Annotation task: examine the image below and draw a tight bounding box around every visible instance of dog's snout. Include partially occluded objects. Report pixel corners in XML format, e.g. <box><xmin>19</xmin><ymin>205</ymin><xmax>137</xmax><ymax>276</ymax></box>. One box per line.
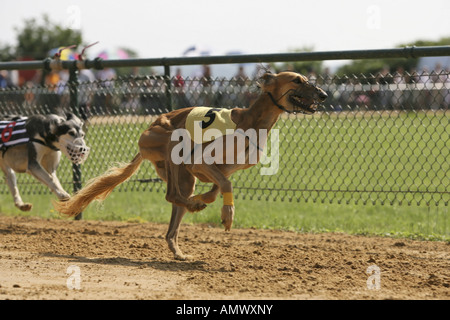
<box><xmin>317</xmin><ymin>89</ymin><xmax>328</xmax><ymax>102</ymax></box>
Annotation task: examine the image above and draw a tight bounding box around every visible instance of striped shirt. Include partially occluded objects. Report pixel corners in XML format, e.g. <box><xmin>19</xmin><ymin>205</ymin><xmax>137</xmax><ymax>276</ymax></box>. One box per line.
<box><xmin>0</xmin><ymin>117</ymin><xmax>29</xmax><ymax>151</ymax></box>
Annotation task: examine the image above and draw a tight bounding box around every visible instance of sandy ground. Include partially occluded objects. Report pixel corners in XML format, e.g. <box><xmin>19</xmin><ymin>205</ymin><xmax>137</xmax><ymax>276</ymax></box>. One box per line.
<box><xmin>0</xmin><ymin>215</ymin><xmax>448</xmax><ymax>300</ymax></box>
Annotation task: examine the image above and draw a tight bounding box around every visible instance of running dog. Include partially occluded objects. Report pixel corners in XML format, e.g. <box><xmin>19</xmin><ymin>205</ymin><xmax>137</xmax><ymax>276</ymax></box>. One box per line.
<box><xmin>54</xmin><ymin>71</ymin><xmax>327</xmax><ymax>260</ymax></box>
<box><xmin>0</xmin><ymin>113</ymin><xmax>90</xmax><ymax>211</ymax></box>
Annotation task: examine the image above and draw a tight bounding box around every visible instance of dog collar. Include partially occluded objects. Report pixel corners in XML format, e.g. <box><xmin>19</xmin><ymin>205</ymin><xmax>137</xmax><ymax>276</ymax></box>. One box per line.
<box><xmin>266</xmin><ymin>92</ymin><xmax>294</xmax><ymax>114</ymax></box>
<box><xmin>30</xmin><ymin>138</ymin><xmax>60</xmax><ymax>151</ymax></box>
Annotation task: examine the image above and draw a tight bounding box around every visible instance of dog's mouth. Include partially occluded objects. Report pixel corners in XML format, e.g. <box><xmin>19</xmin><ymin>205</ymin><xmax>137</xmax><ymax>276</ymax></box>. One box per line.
<box><xmin>288</xmin><ymin>94</ymin><xmax>319</xmax><ymax>115</ymax></box>
<box><xmin>66</xmin><ymin>143</ymin><xmax>90</xmax><ymax>165</ymax></box>
<box><xmin>60</xmin><ymin>138</ymin><xmax>90</xmax><ymax>165</ymax></box>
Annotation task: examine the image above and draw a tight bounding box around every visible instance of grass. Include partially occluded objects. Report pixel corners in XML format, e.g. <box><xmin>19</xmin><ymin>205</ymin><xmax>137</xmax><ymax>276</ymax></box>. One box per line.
<box><xmin>0</xmin><ymin>110</ymin><xmax>448</xmax><ymax>241</ymax></box>
<box><xmin>8</xmin><ymin>110</ymin><xmax>447</xmax><ymax>207</ymax></box>
<box><xmin>0</xmin><ymin>190</ymin><xmax>448</xmax><ymax>241</ymax></box>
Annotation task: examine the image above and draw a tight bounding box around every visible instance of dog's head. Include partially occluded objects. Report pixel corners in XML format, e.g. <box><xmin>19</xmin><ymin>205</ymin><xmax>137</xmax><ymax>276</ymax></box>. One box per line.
<box><xmin>51</xmin><ymin>113</ymin><xmax>90</xmax><ymax>165</ymax></box>
<box><xmin>259</xmin><ymin>71</ymin><xmax>328</xmax><ymax>114</ymax></box>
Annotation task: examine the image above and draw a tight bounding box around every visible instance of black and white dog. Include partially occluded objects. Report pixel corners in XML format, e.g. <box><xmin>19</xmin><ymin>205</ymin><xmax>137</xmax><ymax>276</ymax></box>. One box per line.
<box><xmin>0</xmin><ymin>113</ymin><xmax>90</xmax><ymax>211</ymax></box>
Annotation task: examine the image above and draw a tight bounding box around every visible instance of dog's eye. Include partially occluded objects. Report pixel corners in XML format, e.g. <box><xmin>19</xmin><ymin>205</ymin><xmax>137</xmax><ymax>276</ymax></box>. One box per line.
<box><xmin>292</xmin><ymin>77</ymin><xmax>302</xmax><ymax>84</ymax></box>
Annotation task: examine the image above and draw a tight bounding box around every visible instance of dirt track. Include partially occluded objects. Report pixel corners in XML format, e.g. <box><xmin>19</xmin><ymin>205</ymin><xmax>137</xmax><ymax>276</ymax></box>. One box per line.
<box><xmin>0</xmin><ymin>215</ymin><xmax>448</xmax><ymax>300</ymax></box>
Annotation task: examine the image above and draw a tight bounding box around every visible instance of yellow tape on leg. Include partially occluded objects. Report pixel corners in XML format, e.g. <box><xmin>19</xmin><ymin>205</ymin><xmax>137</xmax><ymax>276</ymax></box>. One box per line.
<box><xmin>222</xmin><ymin>192</ymin><xmax>234</xmax><ymax>206</ymax></box>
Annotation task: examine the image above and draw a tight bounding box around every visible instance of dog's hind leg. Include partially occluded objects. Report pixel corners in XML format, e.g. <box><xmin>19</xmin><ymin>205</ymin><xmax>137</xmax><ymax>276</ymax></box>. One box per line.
<box><xmin>1</xmin><ymin>166</ymin><xmax>32</xmax><ymax>211</ymax></box>
<box><xmin>190</xmin><ymin>184</ymin><xmax>220</xmax><ymax>204</ymax></box>
<box><xmin>165</xmin><ymin>161</ymin><xmax>206</xmax><ymax>212</ymax></box>
<box><xmin>165</xmin><ymin>165</ymin><xmax>197</xmax><ymax>260</ymax></box>
<box><xmin>153</xmin><ymin>161</ymin><xmax>167</xmax><ymax>182</ymax></box>
<box><xmin>166</xmin><ymin>204</ymin><xmax>189</xmax><ymax>260</ymax></box>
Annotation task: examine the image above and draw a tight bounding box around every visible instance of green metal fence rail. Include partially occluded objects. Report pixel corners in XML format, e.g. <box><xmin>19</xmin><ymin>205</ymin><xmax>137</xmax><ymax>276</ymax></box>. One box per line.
<box><xmin>0</xmin><ymin>46</ymin><xmax>449</xmax><ymax>208</ymax></box>
<box><xmin>2</xmin><ymin>45</ymin><xmax>450</xmax><ymax>70</ymax></box>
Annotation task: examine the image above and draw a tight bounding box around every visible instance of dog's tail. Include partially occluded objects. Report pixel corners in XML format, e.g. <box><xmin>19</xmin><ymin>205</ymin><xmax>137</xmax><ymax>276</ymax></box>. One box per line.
<box><xmin>54</xmin><ymin>153</ymin><xmax>143</xmax><ymax>217</ymax></box>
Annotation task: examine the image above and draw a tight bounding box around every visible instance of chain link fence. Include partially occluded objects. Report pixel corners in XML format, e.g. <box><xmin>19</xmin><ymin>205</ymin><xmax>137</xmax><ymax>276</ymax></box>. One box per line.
<box><xmin>0</xmin><ymin>53</ymin><xmax>449</xmax><ymax>207</ymax></box>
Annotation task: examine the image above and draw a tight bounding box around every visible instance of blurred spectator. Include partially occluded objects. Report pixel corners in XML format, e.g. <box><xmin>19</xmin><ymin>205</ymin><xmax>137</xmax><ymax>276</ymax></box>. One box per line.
<box><xmin>418</xmin><ymin>67</ymin><xmax>430</xmax><ymax>83</ymax></box>
<box><xmin>319</xmin><ymin>67</ymin><xmax>333</xmax><ymax>85</ymax></box>
<box><xmin>376</xmin><ymin>66</ymin><xmax>390</xmax><ymax>85</ymax></box>
<box><xmin>431</xmin><ymin>63</ymin><xmax>442</xmax><ymax>83</ymax></box>
<box><xmin>393</xmin><ymin>67</ymin><xmax>405</xmax><ymax>85</ymax></box>
<box><xmin>78</xmin><ymin>69</ymin><xmax>96</xmax><ymax>120</ymax></box>
<box><xmin>234</xmin><ymin>65</ymin><xmax>249</xmax><ymax>86</ymax></box>
<box><xmin>173</xmin><ymin>68</ymin><xmax>185</xmax><ymax>88</ymax></box>
<box><xmin>95</xmin><ymin>68</ymin><xmax>117</xmax><ymax>114</ymax></box>
<box><xmin>232</xmin><ymin>65</ymin><xmax>251</xmax><ymax>107</ymax></box>
<box><xmin>0</xmin><ymin>70</ymin><xmax>13</xmax><ymax>88</ymax></box>
<box><xmin>201</xmin><ymin>65</ymin><xmax>212</xmax><ymax>87</ymax></box>
<box><xmin>444</xmin><ymin>67</ymin><xmax>450</xmax><ymax>108</ymax></box>
<box><xmin>307</xmin><ymin>70</ymin><xmax>318</xmax><ymax>84</ymax></box>
<box><xmin>375</xmin><ymin>66</ymin><xmax>391</xmax><ymax>108</ymax></box>
<box><xmin>392</xmin><ymin>67</ymin><xmax>406</xmax><ymax>108</ymax></box>
<box><xmin>45</xmin><ymin>71</ymin><xmax>60</xmax><ymax>91</ymax></box>
<box><xmin>199</xmin><ymin>65</ymin><xmax>213</xmax><ymax>105</ymax></box>
<box><xmin>173</xmin><ymin>68</ymin><xmax>190</xmax><ymax>109</ymax></box>
<box><xmin>96</xmin><ymin>67</ymin><xmax>117</xmax><ymax>87</ymax></box>
<box><xmin>430</xmin><ymin>63</ymin><xmax>449</xmax><ymax>109</ymax></box>
<box><xmin>56</xmin><ymin>70</ymin><xmax>70</xmax><ymax>111</ymax></box>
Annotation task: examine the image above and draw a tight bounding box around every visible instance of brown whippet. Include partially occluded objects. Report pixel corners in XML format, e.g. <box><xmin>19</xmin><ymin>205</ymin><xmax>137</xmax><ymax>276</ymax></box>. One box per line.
<box><xmin>54</xmin><ymin>71</ymin><xmax>327</xmax><ymax>260</ymax></box>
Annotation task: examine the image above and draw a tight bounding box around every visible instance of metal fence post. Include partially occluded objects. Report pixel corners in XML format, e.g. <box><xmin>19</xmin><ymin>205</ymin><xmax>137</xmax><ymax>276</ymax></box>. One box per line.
<box><xmin>164</xmin><ymin>64</ymin><xmax>173</xmax><ymax>111</ymax></box>
<box><xmin>68</xmin><ymin>63</ymin><xmax>83</xmax><ymax>220</ymax></box>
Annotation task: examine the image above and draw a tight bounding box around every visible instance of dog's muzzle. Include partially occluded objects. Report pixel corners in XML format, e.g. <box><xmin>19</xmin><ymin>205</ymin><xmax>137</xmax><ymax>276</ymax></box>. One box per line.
<box><xmin>289</xmin><ymin>88</ymin><xmax>328</xmax><ymax>115</ymax></box>
<box><xmin>60</xmin><ymin>138</ymin><xmax>90</xmax><ymax>165</ymax></box>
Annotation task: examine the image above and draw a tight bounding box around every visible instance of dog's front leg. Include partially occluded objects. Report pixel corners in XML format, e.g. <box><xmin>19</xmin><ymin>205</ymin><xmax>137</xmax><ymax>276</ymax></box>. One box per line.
<box><xmin>1</xmin><ymin>166</ymin><xmax>32</xmax><ymax>211</ymax></box>
<box><xmin>27</xmin><ymin>160</ymin><xmax>70</xmax><ymax>201</ymax></box>
<box><xmin>191</xmin><ymin>164</ymin><xmax>235</xmax><ymax>231</ymax></box>
<box><xmin>50</xmin><ymin>171</ymin><xmax>71</xmax><ymax>200</ymax></box>
<box><xmin>221</xmin><ymin>193</ymin><xmax>235</xmax><ymax>232</ymax></box>
<box><xmin>190</xmin><ymin>184</ymin><xmax>220</xmax><ymax>204</ymax></box>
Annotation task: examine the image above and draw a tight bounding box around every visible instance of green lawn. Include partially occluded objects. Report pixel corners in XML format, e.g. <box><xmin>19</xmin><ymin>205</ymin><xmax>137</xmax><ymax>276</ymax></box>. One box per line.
<box><xmin>0</xmin><ymin>111</ymin><xmax>448</xmax><ymax>241</ymax></box>
<box><xmin>67</xmin><ymin>111</ymin><xmax>448</xmax><ymax>207</ymax></box>
<box><xmin>0</xmin><ymin>190</ymin><xmax>447</xmax><ymax>241</ymax></box>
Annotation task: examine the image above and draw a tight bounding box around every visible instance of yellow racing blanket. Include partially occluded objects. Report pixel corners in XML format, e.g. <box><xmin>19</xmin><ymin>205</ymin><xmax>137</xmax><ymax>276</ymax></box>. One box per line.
<box><xmin>185</xmin><ymin>107</ymin><xmax>236</xmax><ymax>144</ymax></box>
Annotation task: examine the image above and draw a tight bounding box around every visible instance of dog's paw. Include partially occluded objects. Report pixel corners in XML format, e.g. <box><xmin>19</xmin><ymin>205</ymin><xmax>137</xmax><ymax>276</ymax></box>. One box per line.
<box><xmin>221</xmin><ymin>205</ymin><xmax>235</xmax><ymax>231</ymax></box>
<box><xmin>186</xmin><ymin>198</ymin><xmax>207</xmax><ymax>212</ymax></box>
<box><xmin>17</xmin><ymin>203</ymin><xmax>33</xmax><ymax>211</ymax></box>
<box><xmin>174</xmin><ymin>253</ymin><xmax>193</xmax><ymax>261</ymax></box>
<box><xmin>56</xmin><ymin>192</ymin><xmax>71</xmax><ymax>201</ymax></box>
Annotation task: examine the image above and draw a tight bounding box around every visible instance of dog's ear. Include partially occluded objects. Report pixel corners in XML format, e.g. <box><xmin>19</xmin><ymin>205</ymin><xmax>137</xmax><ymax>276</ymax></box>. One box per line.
<box><xmin>257</xmin><ymin>72</ymin><xmax>276</xmax><ymax>91</ymax></box>
<box><xmin>65</xmin><ymin>112</ymin><xmax>75</xmax><ymax>121</ymax></box>
<box><xmin>64</xmin><ymin>112</ymin><xmax>83</xmax><ymax>125</ymax></box>
<box><xmin>47</xmin><ymin>115</ymin><xmax>65</xmax><ymax>135</ymax></box>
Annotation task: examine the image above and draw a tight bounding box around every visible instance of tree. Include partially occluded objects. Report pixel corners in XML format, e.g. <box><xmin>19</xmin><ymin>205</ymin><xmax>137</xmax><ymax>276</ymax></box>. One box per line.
<box><xmin>0</xmin><ymin>14</ymin><xmax>82</xmax><ymax>61</ymax></box>
<box><xmin>335</xmin><ymin>36</ymin><xmax>450</xmax><ymax>77</ymax></box>
<box><xmin>0</xmin><ymin>43</ymin><xmax>15</xmax><ymax>61</ymax></box>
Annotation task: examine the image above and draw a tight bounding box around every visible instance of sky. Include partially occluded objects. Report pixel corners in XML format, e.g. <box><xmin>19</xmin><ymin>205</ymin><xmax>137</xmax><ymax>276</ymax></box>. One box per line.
<box><xmin>1</xmin><ymin>0</ymin><xmax>449</xmax><ymax>73</ymax></box>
